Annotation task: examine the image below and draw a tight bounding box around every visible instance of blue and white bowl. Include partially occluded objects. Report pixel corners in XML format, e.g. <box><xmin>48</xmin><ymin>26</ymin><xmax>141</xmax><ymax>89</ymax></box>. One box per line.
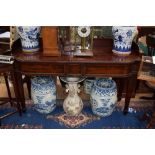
<box><xmin>112</xmin><ymin>26</ymin><xmax>137</xmax><ymax>55</ymax></box>
<box><xmin>17</xmin><ymin>26</ymin><xmax>41</xmax><ymax>52</ymax></box>
<box><xmin>90</xmin><ymin>78</ymin><xmax>117</xmax><ymax>117</ymax></box>
<box><xmin>31</xmin><ymin>76</ymin><xmax>56</xmax><ymax>114</ymax></box>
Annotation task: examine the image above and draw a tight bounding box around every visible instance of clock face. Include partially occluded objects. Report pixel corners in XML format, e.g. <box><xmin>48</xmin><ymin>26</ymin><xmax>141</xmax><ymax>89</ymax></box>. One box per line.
<box><xmin>77</xmin><ymin>26</ymin><xmax>91</xmax><ymax>38</ymax></box>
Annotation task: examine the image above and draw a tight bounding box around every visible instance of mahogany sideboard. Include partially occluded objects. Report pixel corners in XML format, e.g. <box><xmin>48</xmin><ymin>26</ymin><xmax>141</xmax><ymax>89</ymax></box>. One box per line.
<box><xmin>12</xmin><ymin>38</ymin><xmax>142</xmax><ymax>114</ymax></box>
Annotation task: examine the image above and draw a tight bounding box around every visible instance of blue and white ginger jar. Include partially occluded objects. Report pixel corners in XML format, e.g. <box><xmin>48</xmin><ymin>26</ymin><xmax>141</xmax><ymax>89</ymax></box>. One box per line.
<box><xmin>84</xmin><ymin>78</ymin><xmax>95</xmax><ymax>95</ymax></box>
<box><xmin>112</xmin><ymin>26</ymin><xmax>137</xmax><ymax>55</ymax></box>
<box><xmin>31</xmin><ymin>76</ymin><xmax>56</xmax><ymax>114</ymax></box>
<box><xmin>16</xmin><ymin>26</ymin><xmax>41</xmax><ymax>52</ymax></box>
<box><xmin>90</xmin><ymin>78</ymin><xmax>117</xmax><ymax>117</ymax></box>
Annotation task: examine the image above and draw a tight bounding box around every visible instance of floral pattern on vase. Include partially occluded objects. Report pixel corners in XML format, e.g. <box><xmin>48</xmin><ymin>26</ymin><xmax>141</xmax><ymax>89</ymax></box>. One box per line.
<box><xmin>31</xmin><ymin>76</ymin><xmax>56</xmax><ymax>114</ymax></box>
<box><xmin>16</xmin><ymin>26</ymin><xmax>41</xmax><ymax>52</ymax></box>
<box><xmin>112</xmin><ymin>26</ymin><xmax>137</xmax><ymax>55</ymax></box>
<box><xmin>90</xmin><ymin>78</ymin><xmax>117</xmax><ymax>117</ymax></box>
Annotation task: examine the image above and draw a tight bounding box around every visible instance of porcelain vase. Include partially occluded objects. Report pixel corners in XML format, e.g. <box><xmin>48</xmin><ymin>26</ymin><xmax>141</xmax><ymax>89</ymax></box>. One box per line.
<box><xmin>90</xmin><ymin>78</ymin><xmax>117</xmax><ymax>117</ymax></box>
<box><xmin>112</xmin><ymin>26</ymin><xmax>137</xmax><ymax>55</ymax></box>
<box><xmin>84</xmin><ymin>78</ymin><xmax>95</xmax><ymax>95</ymax></box>
<box><xmin>16</xmin><ymin>26</ymin><xmax>41</xmax><ymax>52</ymax></box>
<box><xmin>63</xmin><ymin>83</ymin><xmax>83</xmax><ymax>116</ymax></box>
<box><xmin>31</xmin><ymin>76</ymin><xmax>56</xmax><ymax>114</ymax></box>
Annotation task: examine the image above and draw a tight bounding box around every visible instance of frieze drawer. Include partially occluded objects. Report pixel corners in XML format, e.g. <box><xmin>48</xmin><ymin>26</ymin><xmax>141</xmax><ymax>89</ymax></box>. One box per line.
<box><xmin>84</xmin><ymin>64</ymin><xmax>131</xmax><ymax>76</ymax></box>
<box><xmin>19</xmin><ymin>63</ymin><xmax>65</xmax><ymax>75</ymax></box>
<box><xmin>65</xmin><ymin>64</ymin><xmax>81</xmax><ymax>75</ymax></box>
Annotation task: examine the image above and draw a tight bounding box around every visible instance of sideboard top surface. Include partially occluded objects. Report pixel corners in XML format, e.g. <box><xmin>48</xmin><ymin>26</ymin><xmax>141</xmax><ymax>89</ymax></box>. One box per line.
<box><xmin>12</xmin><ymin>38</ymin><xmax>141</xmax><ymax>64</ymax></box>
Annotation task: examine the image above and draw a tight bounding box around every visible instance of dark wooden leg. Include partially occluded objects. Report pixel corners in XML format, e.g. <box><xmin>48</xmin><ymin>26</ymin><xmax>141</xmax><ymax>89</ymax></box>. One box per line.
<box><xmin>4</xmin><ymin>74</ymin><xmax>13</xmax><ymax>106</ymax></box>
<box><xmin>113</xmin><ymin>78</ymin><xmax>124</xmax><ymax>102</ymax></box>
<box><xmin>135</xmin><ymin>79</ymin><xmax>140</xmax><ymax>93</ymax></box>
<box><xmin>123</xmin><ymin>78</ymin><xmax>131</xmax><ymax>114</ymax></box>
<box><xmin>11</xmin><ymin>71</ymin><xmax>22</xmax><ymax>116</ymax></box>
<box><xmin>15</xmin><ymin>71</ymin><xmax>26</xmax><ymax>112</ymax></box>
<box><xmin>26</xmin><ymin>76</ymin><xmax>31</xmax><ymax>99</ymax></box>
<box><xmin>118</xmin><ymin>78</ymin><xmax>124</xmax><ymax>102</ymax></box>
<box><xmin>123</xmin><ymin>75</ymin><xmax>137</xmax><ymax>115</ymax></box>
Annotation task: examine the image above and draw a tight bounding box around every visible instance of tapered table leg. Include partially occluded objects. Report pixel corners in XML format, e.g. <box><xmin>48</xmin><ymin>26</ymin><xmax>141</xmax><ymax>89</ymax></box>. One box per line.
<box><xmin>11</xmin><ymin>70</ymin><xmax>22</xmax><ymax>116</ymax></box>
<box><xmin>114</xmin><ymin>78</ymin><xmax>124</xmax><ymax>102</ymax></box>
<box><xmin>14</xmin><ymin>71</ymin><xmax>26</xmax><ymax>112</ymax></box>
<box><xmin>4</xmin><ymin>74</ymin><xmax>13</xmax><ymax>106</ymax></box>
<box><xmin>123</xmin><ymin>75</ymin><xmax>137</xmax><ymax>115</ymax></box>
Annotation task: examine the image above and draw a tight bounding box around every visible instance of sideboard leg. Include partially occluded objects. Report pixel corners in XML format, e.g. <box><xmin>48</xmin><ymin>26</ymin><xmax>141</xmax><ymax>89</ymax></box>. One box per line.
<box><xmin>123</xmin><ymin>75</ymin><xmax>137</xmax><ymax>115</ymax></box>
<box><xmin>116</xmin><ymin>78</ymin><xmax>124</xmax><ymax>102</ymax></box>
<box><xmin>4</xmin><ymin>74</ymin><xmax>13</xmax><ymax>106</ymax></box>
<box><xmin>124</xmin><ymin>78</ymin><xmax>131</xmax><ymax>114</ymax></box>
<box><xmin>11</xmin><ymin>70</ymin><xmax>22</xmax><ymax>116</ymax></box>
<box><xmin>15</xmin><ymin>72</ymin><xmax>26</xmax><ymax>112</ymax></box>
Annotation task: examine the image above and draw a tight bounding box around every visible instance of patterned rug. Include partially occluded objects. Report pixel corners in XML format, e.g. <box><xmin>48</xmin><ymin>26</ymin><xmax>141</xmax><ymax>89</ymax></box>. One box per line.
<box><xmin>47</xmin><ymin>112</ymin><xmax>100</xmax><ymax>128</ymax></box>
<box><xmin>0</xmin><ymin>99</ymin><xmax>154</xmax><ymax>129</ymax></box>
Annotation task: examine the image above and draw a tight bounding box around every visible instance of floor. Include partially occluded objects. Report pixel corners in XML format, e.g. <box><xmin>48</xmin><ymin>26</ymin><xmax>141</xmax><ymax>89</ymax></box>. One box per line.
<box><xmin>0</xmin><ymin>76</ymin><xmax>155</xmax><ymax>129</ymax></box>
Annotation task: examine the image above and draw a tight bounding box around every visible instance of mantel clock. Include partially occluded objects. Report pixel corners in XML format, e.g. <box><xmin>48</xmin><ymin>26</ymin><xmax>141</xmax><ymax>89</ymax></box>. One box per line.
<box><xmin>65</xmin><ymin>26</ymin><xmax>94</xmax><ymax>56</ymax></box>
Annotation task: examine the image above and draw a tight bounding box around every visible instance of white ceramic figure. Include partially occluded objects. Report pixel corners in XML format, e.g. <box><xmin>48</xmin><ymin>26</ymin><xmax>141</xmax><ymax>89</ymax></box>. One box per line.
<box><xmin>112</xmin><ymin>26</ymin><xmax>137</xmax><ymax>55</ymax></box>
<box><xmin>90</xmin><ymin>78</ymin><xmax>117</xmax><ymax>117</ymax></box>
<box><xmin>31</xmin><ymin>76</ymin><xmax>56</xmax><ymax>114</ymax></box>
<box><xmin>16</xmin><ymin>26</ymin><xmax>41</xmax><ymax>52</ymax></box>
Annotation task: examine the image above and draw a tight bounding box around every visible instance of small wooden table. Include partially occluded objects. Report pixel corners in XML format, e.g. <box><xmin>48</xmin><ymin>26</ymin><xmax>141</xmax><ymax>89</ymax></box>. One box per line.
<box><xmin>12</xmin><ymin>38</ymin><xmax>142</xmax><ymax>114</ymax></box>
<box><xmin>0</xmin><ymin>63</ymin><xmax>21</xmax><ymax>125</ymax></box>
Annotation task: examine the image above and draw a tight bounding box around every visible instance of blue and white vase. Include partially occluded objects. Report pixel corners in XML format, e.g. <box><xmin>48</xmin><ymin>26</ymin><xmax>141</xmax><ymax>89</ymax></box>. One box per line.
<box><xmin>84</xmin><ymin>78</ymin><xmax>95</xmax><ymax>95</ymax></box>
<box><xmin>90</xmin><ymin>78</ymin><xmax>117</xmax><ymax>117</ymax></box>
<box><xmin>112</xmin><ymin>26</ymin><xmax>137</xmax><ymax>55</ymax></box>
<box><xmin>31</xmin><ymin>76</ymin><xmax>56</xmax><ymax>114</ymax></box>
<box><xmin>16</xmin><ymin>26</ymin><xmax>41</xmax><ymax>52</ymax></box>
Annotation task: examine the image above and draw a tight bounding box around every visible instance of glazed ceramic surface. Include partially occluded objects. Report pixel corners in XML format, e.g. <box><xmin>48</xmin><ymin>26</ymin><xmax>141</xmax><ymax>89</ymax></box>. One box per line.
<box><xmin>63</xmin><ymin>83</ymin><xmax>83</xmax><ymax>116</ymax></box>
<box><xmin>60</xmin><ymin>76</ymin><xmax>85</xmax><ymax>116</ymax></box>
<box><xmin>16</xmin><ymin>26</ymin><xmax>41</xmax><ymax>52</ymax></box>
<box><xmin>84</xmin><ymin>78</ymin><xmax>95</xmax><ymax>94</ymax></box>
<box><xmin>112</xmin><ymin>26</ymin><xmax>137</xmax><ymax>55</ymax></box>
<box><xmin>90</xmin><ymin>78</ymin><xmax>117</xmax><ymax>117</ymax></box>
<box><xmin>31</xmin><ymin>76</ymin><xmax>56</xmax><ymax>114</ymax></box>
